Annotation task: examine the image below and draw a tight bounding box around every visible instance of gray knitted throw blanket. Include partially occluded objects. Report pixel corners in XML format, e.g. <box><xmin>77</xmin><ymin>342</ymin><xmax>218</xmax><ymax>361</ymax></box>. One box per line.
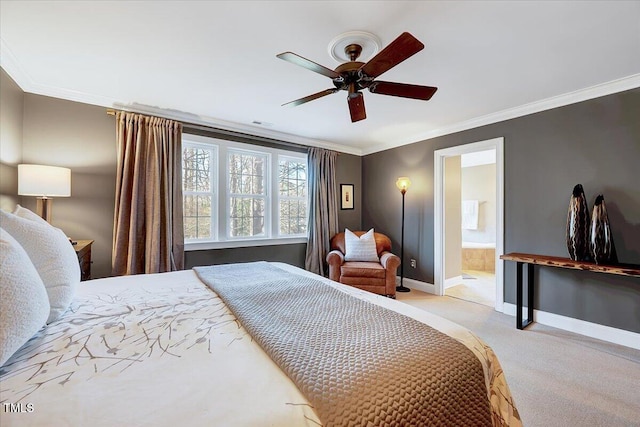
<box><xmin>194</xmin><ymin>262</ymin><xmax>492</xmax><ymax>427</ymax></box>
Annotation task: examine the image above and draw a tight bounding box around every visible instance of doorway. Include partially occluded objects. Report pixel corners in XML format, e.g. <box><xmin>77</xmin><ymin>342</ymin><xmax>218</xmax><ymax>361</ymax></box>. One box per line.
<box><xmin>434</xmin><ymin>138</ymin><xmax>504</xmax><ymax>312</ymax></box>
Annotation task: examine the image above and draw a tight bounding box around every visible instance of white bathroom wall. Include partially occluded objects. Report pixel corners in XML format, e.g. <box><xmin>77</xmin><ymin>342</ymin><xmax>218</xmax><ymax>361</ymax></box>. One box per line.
<box><xmin>461</xmin><ymin>162</ymin><xmax>496</xmax><ymax>244</ymax></box>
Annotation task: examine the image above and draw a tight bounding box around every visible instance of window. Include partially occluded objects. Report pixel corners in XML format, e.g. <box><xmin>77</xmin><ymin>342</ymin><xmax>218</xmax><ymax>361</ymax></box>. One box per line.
<box><xmin>228</xmin><ymin>150</ymin><xmax>267</xmax><ymax>238</ymax></box>
<box><xmin>182</xmin><ymin>134</ymin><xmax>307</xmax><ymax>249</ymax></box>
<box><xmin>278</xmin><ymin>157</ymin><xmax>307</xmax><ymax>235</ymax></box>
<box><xmin>182</xmin><ymin>143</ymin><xmax>216</xmax><ymax>240</ymax></box>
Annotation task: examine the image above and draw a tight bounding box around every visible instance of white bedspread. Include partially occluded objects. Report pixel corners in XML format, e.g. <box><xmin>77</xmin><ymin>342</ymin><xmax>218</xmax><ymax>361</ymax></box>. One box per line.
<box><xmin>0</xmin><ymin>262</ymin><xmax>519</xmax><ymax>426</ymax></box>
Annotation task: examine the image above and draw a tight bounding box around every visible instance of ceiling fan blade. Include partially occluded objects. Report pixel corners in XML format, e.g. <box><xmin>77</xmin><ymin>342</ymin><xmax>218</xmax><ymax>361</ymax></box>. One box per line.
<box><xmin>369</xmin><ymin>81</ymin><xmax>438</xmax><ymax>100</ymax></box>
<box><xmin>276</xmin><ymin>52</ymin><xmax>340</xmax><ymax>79</ymax></box>
<box><xmin>360</xmin><ymin>32</ymin><xmax>424</xmax><ymax>78</ymax></box>
<box><xmin>348</xmin><ymin>92</ymin><xmax>366</xmax><ymax>122</ymax></box>
<box><xmin>282</xmin><ymin>88</ymin><xmax>338</xmax><ymax>107</ymax></box>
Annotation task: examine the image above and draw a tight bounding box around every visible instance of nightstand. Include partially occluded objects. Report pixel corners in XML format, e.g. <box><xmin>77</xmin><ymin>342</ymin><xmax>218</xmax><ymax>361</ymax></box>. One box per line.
<box><xmin>73</xmin><ymin>240</ymin><xmax>94</xmax><ymax>281</ymax></box>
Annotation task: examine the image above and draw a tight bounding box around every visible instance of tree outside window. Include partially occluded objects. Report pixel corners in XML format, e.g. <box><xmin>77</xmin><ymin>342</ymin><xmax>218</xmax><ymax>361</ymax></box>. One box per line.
<box><xmin>182</xmin><ymin>135</ymin><xmax>307</xmax><ymax>244</ymax></box>
<box><xmin>279</xmin><ymin>158</ymin><xmax>307</xmax><ymax>235</ymax></box>
<box><xmin>183</xmin><ymin>145</ymin><xmax>215</xmax><ymax>240</ymax></box>
<box><xmin>228</xmin><ymin>151</ymin><xmax>267</xmax><ymax>237</ymax></box>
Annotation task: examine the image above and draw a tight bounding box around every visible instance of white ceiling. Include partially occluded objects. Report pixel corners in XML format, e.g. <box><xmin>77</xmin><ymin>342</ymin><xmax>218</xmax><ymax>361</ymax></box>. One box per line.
<box><xmin>1</xmin><ymin>1</ymin><xmax>639</xmax><ymax>155</ymax></box>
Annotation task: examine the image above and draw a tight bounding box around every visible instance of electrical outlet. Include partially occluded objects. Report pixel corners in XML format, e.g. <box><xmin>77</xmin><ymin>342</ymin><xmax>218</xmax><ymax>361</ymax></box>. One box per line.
<box><xmin>410</xmin><ymin>259</ymin><xmax>417</xmax><ymax>268</ymax></box>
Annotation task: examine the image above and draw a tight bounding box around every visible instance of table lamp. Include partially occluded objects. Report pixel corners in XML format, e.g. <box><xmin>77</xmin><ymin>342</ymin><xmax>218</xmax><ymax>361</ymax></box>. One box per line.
<box><xmin>18</xmin><ymin>164</ymin><xmax>71</xmax><ymax>222</ymax></box>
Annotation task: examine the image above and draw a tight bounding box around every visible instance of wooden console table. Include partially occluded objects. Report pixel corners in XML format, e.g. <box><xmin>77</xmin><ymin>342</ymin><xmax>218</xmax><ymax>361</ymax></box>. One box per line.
<box><xmin>500</xmin><ymin>253</ymin><xmax>640</xmax><ymax>330</ymax></box>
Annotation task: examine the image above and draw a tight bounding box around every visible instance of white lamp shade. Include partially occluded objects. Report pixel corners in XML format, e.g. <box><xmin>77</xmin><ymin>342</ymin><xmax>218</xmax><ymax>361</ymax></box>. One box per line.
<box><xmin>18</xmin><ymin>164</ymin><xmax>71</xmax><ymax>197</ymax></box>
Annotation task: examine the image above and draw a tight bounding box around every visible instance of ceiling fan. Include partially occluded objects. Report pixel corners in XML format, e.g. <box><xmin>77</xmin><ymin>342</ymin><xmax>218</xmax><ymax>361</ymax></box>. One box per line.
<box><xmin>276</xmin><ymin>32</ymin><xmax>437</xmax><ymax>123</ymax></box>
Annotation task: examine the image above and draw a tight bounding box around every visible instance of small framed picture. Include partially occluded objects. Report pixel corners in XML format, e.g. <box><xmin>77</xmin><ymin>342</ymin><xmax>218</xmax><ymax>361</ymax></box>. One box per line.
<box><xmin>340</xmin><ymin>184</ymin><xmax>354</xmax><ymax>210</ymax></box>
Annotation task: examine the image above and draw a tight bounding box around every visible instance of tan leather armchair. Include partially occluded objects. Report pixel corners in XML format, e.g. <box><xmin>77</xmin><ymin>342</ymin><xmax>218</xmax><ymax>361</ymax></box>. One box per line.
<box><xmin>326</xmin><ymin>231</ymin><xmax>401</xmax><ymax>298</ymax></box>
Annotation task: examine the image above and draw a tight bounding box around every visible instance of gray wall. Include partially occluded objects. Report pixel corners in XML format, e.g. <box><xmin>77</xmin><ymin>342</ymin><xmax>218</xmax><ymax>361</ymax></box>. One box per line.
<box><xmin>185</xmin><ymin>243</ymin><xmax>307</xmax><ymax>269</ymax></box>
<box><xmin>21</xmin><ymin>94</ymin><xmax>116</xmax><ymax>279</ymax></box>
<box><xmin>6</xmin><ymin>82</ymin><xmax>362</xmax><ymax>277</ymax></box>
<box><xmin>10</xmin><ymin>66</ymin><xmax>635</xmax><ymax>333</ymax></box>
<box><xmin>336</xmin><ymin>153</ymin><xmax>362</xmax><ymax>231</ymax></box>
<box><xmin>363</xmin><ymin>88</ymin><xmax>640</xmax><ymax>333</ymax></box>
<box><xmin>0</xmin><ymin>69</ymin><xmax>23</xmax><ymax>211</ymax></box>
<box><xmin>1</xmin><ymin>71</ymin><xmax>116</xmax><ymax>279</ymax></box>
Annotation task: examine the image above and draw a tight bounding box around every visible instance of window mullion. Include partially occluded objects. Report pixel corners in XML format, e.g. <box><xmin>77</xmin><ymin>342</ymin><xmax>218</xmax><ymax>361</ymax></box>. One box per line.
<box><xmin>220</xmin><ymin>144</ymin><xmax>228</xmax><ymax>241</ymax></box>
<box><xmin>210</xmin><ymin>145</ymin><xmax>218</xmax><ymax>241</ymax></box>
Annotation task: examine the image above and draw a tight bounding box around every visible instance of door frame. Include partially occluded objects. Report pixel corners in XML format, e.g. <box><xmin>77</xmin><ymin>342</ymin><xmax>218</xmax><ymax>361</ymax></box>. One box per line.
<box><xmin>433</xmin><ymin>137</ymin><xmax>504</xmax><ymax>312</ymax></box>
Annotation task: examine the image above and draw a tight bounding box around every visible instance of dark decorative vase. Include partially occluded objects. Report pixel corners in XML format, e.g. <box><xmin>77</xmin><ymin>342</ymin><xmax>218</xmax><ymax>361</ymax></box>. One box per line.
<box><xmin>566</xmin><ymin>184</ymin><xmax>590</xmax><ymax>261</ymax></box>
<box><xmin>589</xmin><ymin>195</ymin><xmax>617</xmax><ymax>265</ymax></box>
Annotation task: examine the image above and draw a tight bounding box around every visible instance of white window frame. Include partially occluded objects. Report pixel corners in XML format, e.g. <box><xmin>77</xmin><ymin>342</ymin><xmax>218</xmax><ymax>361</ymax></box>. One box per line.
<box><xmin>226</xmin><ymin>146</ymin><xmax>271</xmax><ymax>240</ymax></box>
<box><xmin>277</xmin><ymin>155</ymin><xmax>308</xmax><ymax>238</ymax></box>
<box><xmin>182</xmin><ymin>140</ymin><xmax>217</xmax><ymax>242</ymax></box>
<box><xmin>182</xmin><ymin>134</ymin><xmax>308</xmax><ymax>251</ymax></box>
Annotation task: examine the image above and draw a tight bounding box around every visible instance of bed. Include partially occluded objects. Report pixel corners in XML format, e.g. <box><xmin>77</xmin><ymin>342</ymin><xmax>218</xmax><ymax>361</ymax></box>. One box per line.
<box><xmin>0</xmin><ymin>261</ymin><xmax>521</xmax><ymax>426</ymax></box>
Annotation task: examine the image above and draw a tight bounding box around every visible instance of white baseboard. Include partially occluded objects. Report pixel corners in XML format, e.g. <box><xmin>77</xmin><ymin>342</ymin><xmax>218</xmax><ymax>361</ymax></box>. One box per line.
<box><xmin>503</xmin><ymin>303</ymin><xmax>640</xmax><ymax>350</ymax></box>
<box><xmin>400</xmin><ymin>277</ymin><xmax>436</xmax><ymax>294</ymax></box>
<box><xmin>395</xmin><ymin>278</ymin><xmax>639</xmax><ymax>350</ymax></box>
<box><xmin>444</xmin><ymin>275</ymin><xmax>463</xmax><ymax>290</ymax></box>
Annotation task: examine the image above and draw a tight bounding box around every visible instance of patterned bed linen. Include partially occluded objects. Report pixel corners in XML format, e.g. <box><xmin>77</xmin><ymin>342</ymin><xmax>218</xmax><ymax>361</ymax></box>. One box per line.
<box><xmin>0</xmin><ymin>269</ymin><xmax>319</xmax><ymax>426</ymax></box>
<box><xmin>0</xmin><ymin>263</ymin><xmax>520</xmax><ymax>426</ymax></box>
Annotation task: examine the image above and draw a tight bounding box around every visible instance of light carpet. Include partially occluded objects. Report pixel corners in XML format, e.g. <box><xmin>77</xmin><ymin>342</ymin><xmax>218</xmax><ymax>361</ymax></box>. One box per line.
<box><xmin>396</xmin><ymin>289</ymin><xmax>640</xmax><ymax>427</ymax></box>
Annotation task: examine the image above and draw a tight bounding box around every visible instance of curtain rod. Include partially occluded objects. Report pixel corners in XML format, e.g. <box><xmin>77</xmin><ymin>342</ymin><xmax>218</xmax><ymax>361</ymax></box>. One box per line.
<box><xmin>105</xmin><ymin>108</ymin><xmax>342</xmax><ymax>155</ymax></box>
<box><xmin>183</xmin><ymin>122</ymin><xmax>311</xmax><ymax>153</ymax></box>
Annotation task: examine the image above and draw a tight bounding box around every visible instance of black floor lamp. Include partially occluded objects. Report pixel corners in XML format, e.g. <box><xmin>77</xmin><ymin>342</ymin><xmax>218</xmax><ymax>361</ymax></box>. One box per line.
<box><xmin>396</xmin><ymin>177</ymin><xmax>411</xmax><ymax>293</ymax></box>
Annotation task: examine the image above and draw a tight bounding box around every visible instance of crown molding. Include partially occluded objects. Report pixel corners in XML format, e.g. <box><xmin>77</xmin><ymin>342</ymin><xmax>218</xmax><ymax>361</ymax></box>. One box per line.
<box><xmin>0</xmin><ymin>38</ymin><xmax>32</xmax><ymax>90</ymax></box>
<box><xmin>0</xmin><ymin>37</ymin><xmax>362</xmax><ymax>156</ymax></box>
<box><xmin>360</xmin><ymin>73</ymin><xmax>640</xmax><ymax>155</ymax></box>
<box><xmin>3</xmin><ymin>35</ymin><xmax>636</xmax><ymax>158</ymax></box>
<box><xmin>1</xmin><ymin>37</ymin><xmax>124</xmax><ymax>109</ymax></box>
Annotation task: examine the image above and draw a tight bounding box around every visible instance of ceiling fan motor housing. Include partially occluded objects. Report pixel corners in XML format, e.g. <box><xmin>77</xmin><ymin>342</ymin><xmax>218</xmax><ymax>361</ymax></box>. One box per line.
<box><xmin>332</xmin><ymin>44</ymin><xmax>374</xmax><ymax>92</ymax></box>
<box><xmin>332</xmin><ymin>61</ymin><xmax>367</xmax><ymax>91</ymax></box>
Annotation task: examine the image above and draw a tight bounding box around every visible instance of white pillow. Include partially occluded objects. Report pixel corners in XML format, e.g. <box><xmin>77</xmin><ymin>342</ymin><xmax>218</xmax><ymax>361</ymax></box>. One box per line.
<box><xmin>0</xmin><ymin>228</ymin><xmax>50</xmax><ymax>366</ymax></box>
<box><xmin>344</xmin><ymin>228</ymin><xmax>379</xmax><ymax>262</ymax></box>
<box><xmin>0</xmin><ymin>209</ymin><xmax>80</xmax><ymax>323</ymax></box>
<box><xmin>13</xmin><ymin>204</ymin><xmax>50</xmax><ymax>225</ymax></box>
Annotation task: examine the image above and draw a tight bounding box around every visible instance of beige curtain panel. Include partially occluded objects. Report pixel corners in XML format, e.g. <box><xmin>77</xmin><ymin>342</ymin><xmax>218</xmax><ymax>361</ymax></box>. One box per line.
<box><xmin>112</xmin><ymin>112</ymin><xmax>184</xmax><ymax>276</ymax></box>
<box><xmin>305</xmin><ymin>147</ymin><xmax>339</xmax><ymax>276</ymax></box>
